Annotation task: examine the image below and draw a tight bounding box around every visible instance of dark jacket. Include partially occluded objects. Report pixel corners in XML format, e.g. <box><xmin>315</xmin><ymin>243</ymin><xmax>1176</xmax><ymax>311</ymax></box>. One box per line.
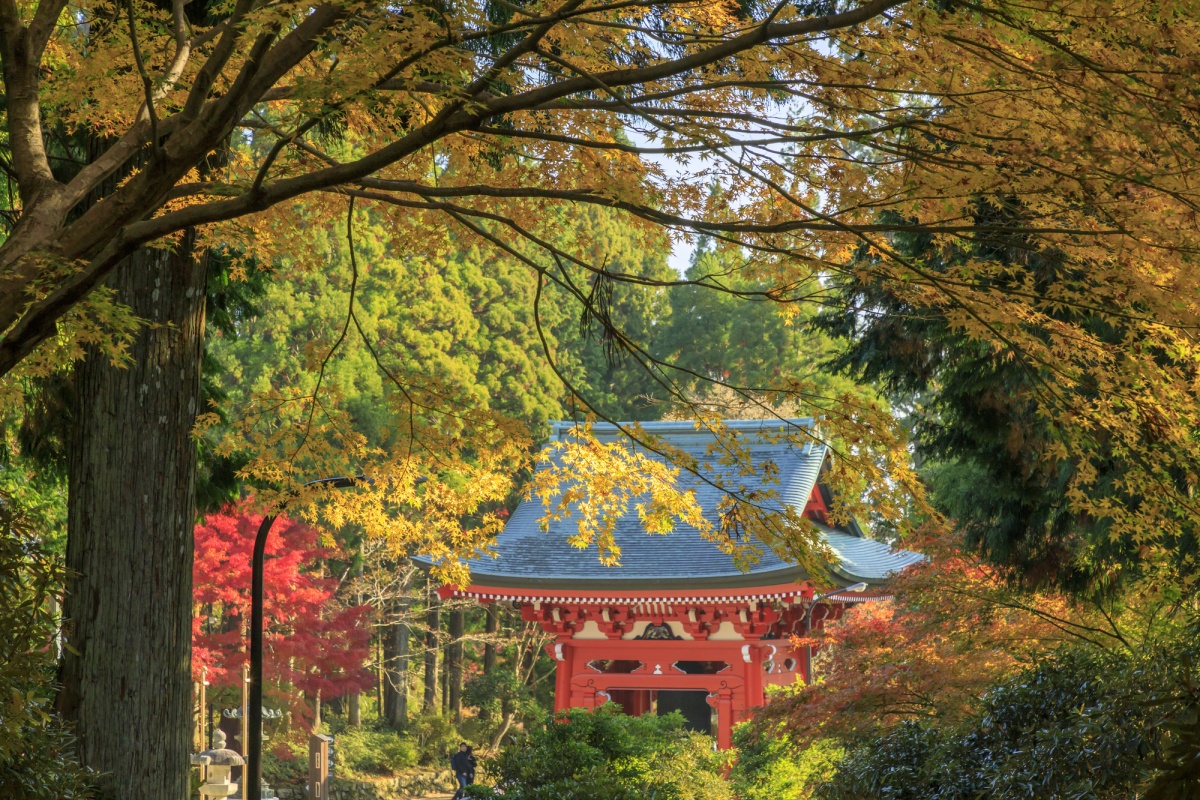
<box><xmin>451</xmin><ymin>750</ymin><xmax>472</xmax><ymax>774</ymax></box>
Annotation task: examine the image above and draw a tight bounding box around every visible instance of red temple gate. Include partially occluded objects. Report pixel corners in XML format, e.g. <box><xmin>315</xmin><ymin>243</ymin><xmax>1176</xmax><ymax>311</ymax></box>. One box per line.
<box><xmin>429</xmin><ymin>419</ymin><xmax>922</xmax><ymax>749</ymax></box>
<box><xmin>441</xmin><ymin>582</ymin><xmax>870</xmax><ymax>749</ymax></box>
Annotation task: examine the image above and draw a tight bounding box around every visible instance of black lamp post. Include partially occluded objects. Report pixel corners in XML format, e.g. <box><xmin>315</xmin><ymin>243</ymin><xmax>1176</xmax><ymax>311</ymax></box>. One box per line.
<box><xmin>802</xmin><ymin>582</ymin><xmax>867</xmax><ymax>683</ymax></box>
<box><xmin>246</xmin><ymin>475</ymin><xmax>365</xmax><ymax>800</ymax></box>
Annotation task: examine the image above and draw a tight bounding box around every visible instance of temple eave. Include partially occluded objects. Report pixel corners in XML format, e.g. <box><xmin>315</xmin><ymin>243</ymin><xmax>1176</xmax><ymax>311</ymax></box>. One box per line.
<box><xmin>441</xmin><ymin>580</ymin><xmax>891</xmax><ymax>605</ymax></box>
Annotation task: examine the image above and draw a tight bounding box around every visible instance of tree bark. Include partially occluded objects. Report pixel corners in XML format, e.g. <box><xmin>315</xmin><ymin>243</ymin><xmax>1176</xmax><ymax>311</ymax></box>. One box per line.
<box><xmin>382</xmin><ymin>597</ymin><xmax>410</xmax><ymax>729</ymax></box>
<box><xmin>423</xmin><ymin>592</ymin><xmax>440</xmax><ymax>712</ymax></box>
<box><xmin>58</xmin><ymin>236</ymin><xmax>207</xmax><ymax>800</ymax></box>
<box><xmin>448</xmin><ymin>607</ymin><xmax>464</xmax><ymax>723</ymax></box>
<box><xmin>348</xmin><ymin>550</ymin><xmax>364</xmax><ymax>727</ymax></box>
<box><xmin>481</xmin><ymin>604</ymin><xmax>499</xmax><ymax>723</ymax></box>
<box><xmin>484</xmin><ymin>604</ymin><xmax>499</xmax><ymax>674</ymax></box>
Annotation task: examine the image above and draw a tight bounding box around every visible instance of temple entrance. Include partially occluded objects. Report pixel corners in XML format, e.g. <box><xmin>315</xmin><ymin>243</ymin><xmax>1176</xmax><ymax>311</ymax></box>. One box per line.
<box><xmin>656</xmin><ymin>690</ymin><xmax>713</xmax><ymax>735</ymax></box>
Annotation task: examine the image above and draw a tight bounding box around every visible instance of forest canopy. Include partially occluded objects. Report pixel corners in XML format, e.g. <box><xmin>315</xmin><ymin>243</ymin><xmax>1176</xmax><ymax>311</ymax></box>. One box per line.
<box><xmin>0</xmin><ymin>0</ymin><xmax>1196</xmax><ymax>585</ymax></box>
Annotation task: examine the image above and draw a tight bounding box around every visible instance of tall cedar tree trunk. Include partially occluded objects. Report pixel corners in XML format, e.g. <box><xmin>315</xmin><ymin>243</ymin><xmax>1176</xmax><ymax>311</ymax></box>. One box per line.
<box><xmin>348</xmin><ymin>552</ymin><xmax>364</xmax><ymax>727</ymax></box>
<box><xmin>483</xmin><ymin>604</ymin><xmax>499</xmax><ymax>673</ymax></box>
<box><xmin>423</xmin><ymin>592</ymin><xmax>440</xmax><ymax>711</ymax></box>
<box><xmin>481</xmin><ymin>604</ymin><xmax>499</xmax><ymax>722</ymax></box>
<box><xmin>383</xmin><ymin>597</ymin><xmax>410</xmax><ymax>728</ymax></box>
<box><xmin>441</xmin><ymin>647</ymin><xmax>449</xmax><ymax>714</ymax></box>
<box><xmin>448</xmin><ymin>608</ymin><xmax>464</xmax><ymax>723</ymax></box>
<box><xmin>58</xmin><ymin>236</ymin><xmax>207</xmax><ymax>800</ymax></box>
<box><xmin>490</xmin><ymin>630</ymin><xmax>528</xmax><ymax>749</ymax></box>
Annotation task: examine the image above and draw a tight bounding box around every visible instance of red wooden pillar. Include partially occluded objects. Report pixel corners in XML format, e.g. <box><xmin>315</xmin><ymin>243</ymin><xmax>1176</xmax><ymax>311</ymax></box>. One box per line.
<box><xmin>744</xmin><ymin>643</ymin><xmax>764</xmax><ymax>711</ymax></box>
<box><xmin>707</xmin><ymin>688</ymin><xmax>735</xmax><ymax>750</ymax></box>
<box><xmin>552</xmin><ymin>641</ymin><xmax>571</xmax><ymax>712</ymax></box>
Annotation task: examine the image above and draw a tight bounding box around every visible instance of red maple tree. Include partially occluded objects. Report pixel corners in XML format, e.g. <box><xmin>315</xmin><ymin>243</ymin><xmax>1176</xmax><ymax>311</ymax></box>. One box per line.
<box><xmin>192</xmin><ymin>501</ymin><xmax>373</xmax><ymax>717</ymax></box>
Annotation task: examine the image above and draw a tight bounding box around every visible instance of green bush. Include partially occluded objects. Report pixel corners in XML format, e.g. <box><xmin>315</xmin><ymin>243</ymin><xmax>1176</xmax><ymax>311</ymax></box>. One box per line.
<box><xmin>0</xmin><ymin>722</ymin><xmax>94</xmax><ymax>800</ymax></box>
<box><xmin>814</xmin><ymin>645</ymin><xmax>1198</xmax><ymax>800</ymax></box>
<box><xmin>465</xmin><ymin>704</ymin><xmax>731</xmax><ymax>800</ymax></box>
<box><xmin>408</xmin><ymin>711</ymin><xmax>464</xmax><ymax>767</ymax></box>
<box><xmin>730</xmin><ymin>722</ymin><xmax>842</xmax><ymax>800</ymax></box>
<box><xmin>263</xmin><ymin>734</ymin><xmax>308</xmax><ymax>792</ymax></box>
<box><xmin>335</xmin><ymin>728</ymin><xmax>419</xmax><ymax>777</ymax></box>
<box><xmin>0</xmin><ymin>495</ymin><xmax>93</xmax><ymax>799</ymax></box>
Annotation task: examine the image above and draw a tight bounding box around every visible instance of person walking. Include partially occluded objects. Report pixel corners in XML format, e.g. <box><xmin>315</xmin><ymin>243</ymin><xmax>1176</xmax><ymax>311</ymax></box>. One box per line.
<box><xmin>450</xmin><ymin>742</ymin><xmax>473</xmax><ymax>800</ymax></box>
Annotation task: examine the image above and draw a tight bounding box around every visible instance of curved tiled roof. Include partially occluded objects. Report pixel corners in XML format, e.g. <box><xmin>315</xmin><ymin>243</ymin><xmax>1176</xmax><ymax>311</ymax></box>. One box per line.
<box><xmin>450</xmin><ymin>419</ymin><xmax>923</xmax><ymax>589</ymax></box>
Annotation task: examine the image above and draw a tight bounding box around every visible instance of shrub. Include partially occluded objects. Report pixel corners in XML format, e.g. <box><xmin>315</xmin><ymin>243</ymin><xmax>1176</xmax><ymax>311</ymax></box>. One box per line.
<box><xmin>730</xmin><ymin>722</ymin><xmax>842</xmax><ymax>800</ymax></box>
<box><xmin>465</xmin><ymin>704</ymin><xmax>731</xmax><ymax>800</ymax></box>
<box><xmin>408</xmin><ymin>711</ymin><xmax>464</xmax><ymax>767</ymax></box>
<box><xmin>0</xmin><ymin>722</ymin><xmax>94</xmax><ymax>800</ymax></box>
<box><xmin>263</xmin><ymin>733</ymin><xmax>307</xmax><ymax>792</ymax></box>
<box><xmin>335</xmin><ymin>728</ymin><xmax>419</xmax><ymax>777</ymax></box>
<box><xmin>0</xmin><ymin>495</ymin><xmax>93</xmax><ymax>799</ymax></box>
<box><xmin>814</xmin><ymin>646</ymin><xmax>1194</xmax><ymax>800</ymax></box>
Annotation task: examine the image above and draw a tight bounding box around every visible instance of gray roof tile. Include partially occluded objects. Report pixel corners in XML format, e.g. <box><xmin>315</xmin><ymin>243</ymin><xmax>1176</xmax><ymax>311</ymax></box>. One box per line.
<box><xmin>454</xmin><ymin>420</ymin><xmax>923</xmax><ymax>589</ymax></box>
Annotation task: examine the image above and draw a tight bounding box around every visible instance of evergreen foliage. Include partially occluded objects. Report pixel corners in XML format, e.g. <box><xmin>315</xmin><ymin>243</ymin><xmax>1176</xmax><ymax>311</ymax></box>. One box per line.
<box><xmin>729</xmin><ymin>722</ymin><xmax>842</xmax><ymax>800</ymax></box>
<box><xmin>207</xmin><ymin>208</ymin><xmax>585</xmax><ymax>441</ymax></box>
<box><xmin>814</xmin><ymin>643</ymin><xmax>1200</xmax><ymax>800</ymax></box>
<box><xmin>654</xmin><ymin>243</ymin><xmax>869</xmax><ymax>416</ymax></box>
<box><xmin>545</xmin><ymin>209</ymin><xmax>678</xmax><ymax>422</ymax></box>
<box><xmin>810</xmin><ymin>209</ymin><xmax>1194</xmax><ymax>588</ymax></box>
<box><xmin>0</xmin><ymin>496</ymin><xmax>93</xmax><ymax>799</ymax></box>
<box><xmin>466</xmin><ymin>704</ymin><xmax>731</xmax><ymax>800</ymax></box>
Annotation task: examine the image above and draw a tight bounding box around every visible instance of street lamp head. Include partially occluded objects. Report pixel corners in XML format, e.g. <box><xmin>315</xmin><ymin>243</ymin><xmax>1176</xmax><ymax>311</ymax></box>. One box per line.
<box><xmin>844</xmin><ymin>582</ymin><xmax>869</xmax><ymax>594</ymax></box>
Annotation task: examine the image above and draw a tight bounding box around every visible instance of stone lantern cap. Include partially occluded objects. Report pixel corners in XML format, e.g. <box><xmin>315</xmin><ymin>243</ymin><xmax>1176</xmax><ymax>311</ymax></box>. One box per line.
<box><xmin>198</xmin><ymin>730</ymin><xmax>245</xmax><ymax>766</ymax></box>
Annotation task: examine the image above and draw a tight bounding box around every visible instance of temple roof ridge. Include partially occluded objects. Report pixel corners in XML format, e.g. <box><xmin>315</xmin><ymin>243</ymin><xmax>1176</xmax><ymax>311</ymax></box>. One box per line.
<box><xmin>548</xmin><ymin>417</ymin><xmax>818</xmax><ymax>445</ymax></box>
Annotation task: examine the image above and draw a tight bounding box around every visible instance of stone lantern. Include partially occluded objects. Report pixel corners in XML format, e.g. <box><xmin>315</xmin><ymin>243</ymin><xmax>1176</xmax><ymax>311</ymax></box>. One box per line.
<box><xmin>191</xmin><ymin>730</ymin><xmax>245</xmax><ymax>799</ymax></box>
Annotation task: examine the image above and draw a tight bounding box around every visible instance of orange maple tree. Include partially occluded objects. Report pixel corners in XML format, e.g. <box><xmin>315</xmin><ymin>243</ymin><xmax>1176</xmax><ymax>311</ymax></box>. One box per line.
<box><xmin>764</xmin><ymin>530</ymin><xmax>1090</xmax><ymax>745</ymax></box>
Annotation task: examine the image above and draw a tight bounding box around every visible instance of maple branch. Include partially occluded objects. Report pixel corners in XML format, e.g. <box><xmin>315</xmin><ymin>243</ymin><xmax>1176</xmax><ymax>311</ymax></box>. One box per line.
<box><xmin>466</xmin><ymin>0</ymin><xmax>587</xmax><ymax>98</ymax></box>
<box><xmin>57</xmin><ymin>3</ymin><xmax>343</xmax><ymax>252</ymax></box>
<box><xmin>934</xmin><ymin>584</ymin><xmax>1129</xmax><ymax>649</ymax></box>
<box><xmin>291</xmin><ymin>196</ymin><xmax>359</xmax><ymax>461</ymax></box>
<box><xmin>169</xmin><ymin>174</ymin><xmax>1130</xmax><ymax>243</ymax></box>
<box><xmin>0</xmin><ymin>0</ymin><xmax>59</xmax><ymax>204</ymax></box>
<box><xmin>0</xmin><ymin>0</ymin><xmax>903</xmax><ymax>377</ymax></box>
<box><xmin>27</xmin><ymin>0</ymin><xmax>68</xmax><ymax>57</ymax></box>
<box><xmin>248</xmin><ymin>14</ymin><xmax>450</xmax><ymax>194</ymax></box>
<box><xmin>339</xmin><ymin>187</ymin><xmax>817</xmax><ymax>310</ymax></box>
<box><xmin>92</xmin><ymin>0</ymin><xmax>904</xmax><ymax>243</ymax></box>
<box><xmin>467</xmin><ymin>123</ymin><xmax>894</xmax><ymax>154</ymax></box>
<box><xmin>125</xmin><ymin>0</ymin><xmax>161</xmax><ymax>153</ymax></box>
<box><xmin>155</xmin><ymin>0</ymin><xmax>192</xmax><ymax>104</ymax></box>
<box><xmin>178</xmin><ymin>0</ymin><xmax>260</xmax><ymax>125</ymax></box>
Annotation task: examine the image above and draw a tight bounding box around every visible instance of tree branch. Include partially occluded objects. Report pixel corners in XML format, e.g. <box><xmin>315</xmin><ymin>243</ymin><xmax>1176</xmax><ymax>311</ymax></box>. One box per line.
<box><xmin>0</xmin><ymin>0</ymin><xmax>904</xmax><ymax>375</ymax></box>
<box><xmin>125</xmin><ymin>0</ymin><xmax>161</xmax><ymax>152</ymax></box>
